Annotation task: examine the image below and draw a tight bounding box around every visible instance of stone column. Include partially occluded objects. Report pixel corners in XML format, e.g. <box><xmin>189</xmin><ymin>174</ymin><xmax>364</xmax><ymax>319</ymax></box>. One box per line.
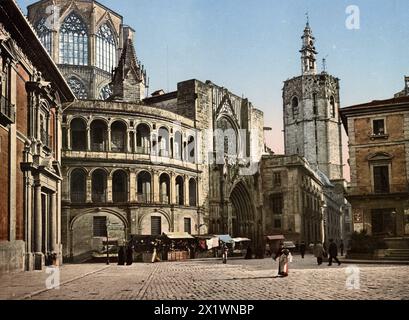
<box><xmin>87</xmin><ymin>126</ymin><xmax>91</xmax><ymax>151</ymax></box>
<box><xmin>107</xmin><ymin>174</ymin><xmax>113</xmax><ymax>203</ymax></box>
<box><xmin>153</xmin><ymin>170</ymin><xmax>159</xmax><ymax>203</ymax></box>
<box><xmin>127</xmin><ymin>130</ymin><xmax>132</xmax><ymax>153</ymax></box>
<box><xmin>129</xmin><ymin>171</ymin><xmax>136</xmax><ymax>202</ymax></box>
<box><xmin>34</xmin><ymin>184</ymin><xmax>44</xmax><ymax>270</ymax></box>
<box><xmin>107</xmin><ymin>129</ymin><xmax>112</xmax><ymax>151</ymax></box>
<box><xmin>67</xmin><ymin>127</ymin><xmax>72</xmax><ymax>150</ymax></box>
<box><xmin>86</xmin><ymin>175</ymin><xmax>92</xmax><ymax>203</ymax></box>
<box><xmin>50</xmin><ymin>192</ymin><xmax>57</xmax><ymax>252</ymax></box>
<box><xmin>184</xmin><ymin>175</ymin><xmax>190</xmax><ymax>207</ymax></box>
<box><xmin>170</xmin><ymin>173</ymin><xmax>176</xmax><ymax>205</ymax></box>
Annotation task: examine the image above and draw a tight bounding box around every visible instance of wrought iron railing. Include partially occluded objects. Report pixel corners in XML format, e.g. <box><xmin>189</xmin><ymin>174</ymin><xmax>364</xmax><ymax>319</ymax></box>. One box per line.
<box><xmin>347</xmin><ymin>184</ymin><xmax>409</xmax><ymax>196</ymax></box>
<box><xmin>113</xmin><ymin>192</ymin><xmax>128</xmax><ymax>203</ymax></box>
<box><xmin>92</xmin><ymin>192</ymin><xmax>106</xmax><ymax>203</ymax></box>
<box><xmin>71</xmin><ymin>192</ymin><xmax>86</xmax><ymax>203</ymax></box>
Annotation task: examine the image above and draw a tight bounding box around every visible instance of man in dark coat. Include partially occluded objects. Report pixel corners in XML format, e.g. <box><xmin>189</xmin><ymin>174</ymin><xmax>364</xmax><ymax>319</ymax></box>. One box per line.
<box><xmin>126</xmin><ymin>245</ymin><xmax>133</xmax><ymax>265</ymax></box>
<box><xmin>118</xmin><ymin>246</ymin><xmax>125</xmax><ymax>265</ymax></box>
<box><xmin>300</xmin><ymin>241</ymin><xmax>306</xmax><ymax>259</ymax></box>
<box><xmin>328</xmin><ymin>239</ymin><xmax>341</xmax><ymax>266</ymax></box>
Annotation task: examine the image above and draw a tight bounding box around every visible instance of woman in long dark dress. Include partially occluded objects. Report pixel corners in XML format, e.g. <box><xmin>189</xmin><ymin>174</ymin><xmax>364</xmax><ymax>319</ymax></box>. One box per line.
<box><xmin>126</xmin><ymin>245</ymin><xmax>133</xmax><ymax>265</ymax></box>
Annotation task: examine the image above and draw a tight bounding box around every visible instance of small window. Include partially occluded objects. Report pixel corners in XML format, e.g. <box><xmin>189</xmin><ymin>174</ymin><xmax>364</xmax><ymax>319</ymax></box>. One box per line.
<box><xmin>93</xmin><ymin>217</ymin><xmax>107</xmax><ymax>237</ymax></box>
<box><xmin>330</xmin><ymin>96</ymin><xmax>336</xmax><ymax>118</ymax></box>
<box><xmin>373</xmin><ymin>119</ymin><xmax>385</xmax><ymax>136</ymax></box>
<box><xmin>313</xmin><ymin>93</ymin><xmax>318</xmax><ymax>115</ymax></box>
<box><xmin>271</xmin><ymin>194</ymin><xmax>283</xmax><ymax>215</ymax></box>
<box><xmin>273</xmin><ymin>172</ymin><xmax>282</xmax><ymax>187</ymax></box>
<box><xmin>184</xmin><ymin>218</ymin><xmax>192</xmax><ymax>234</ymax></box>
<box><xmin>292</xmin><ymin>97</ymin><xmax>299</xmax><ymax>117</ymax></box>
<box><xmin>151</xmin><ymin>216</ymin><xmax>162</xmax><ymax>235</ymax></box>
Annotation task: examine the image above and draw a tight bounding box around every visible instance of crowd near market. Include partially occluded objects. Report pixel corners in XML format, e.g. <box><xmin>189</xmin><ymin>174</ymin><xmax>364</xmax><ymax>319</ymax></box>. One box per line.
<box><xmin>107</xmin><ymin>233</ymin><xmax>345</xmax><ymax>277</ymax></box>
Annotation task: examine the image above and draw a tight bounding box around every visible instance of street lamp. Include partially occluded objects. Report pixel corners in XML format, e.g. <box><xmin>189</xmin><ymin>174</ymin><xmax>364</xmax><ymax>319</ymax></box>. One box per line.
<box><xmin>106</xmin><ymin>217</ymin><xmax>111</xmax><ymax>265</ymax></box>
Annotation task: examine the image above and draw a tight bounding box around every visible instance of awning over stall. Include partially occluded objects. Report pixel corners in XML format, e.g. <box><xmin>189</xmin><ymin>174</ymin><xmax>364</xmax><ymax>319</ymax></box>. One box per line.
<box><xmin>163</xmin><ymin>232</ymin><xmax>194</xmax><ymax>240</ymax></box>
<box><xmin>233</xmin><ymin>238</ymin><xmax>251</xmax><ymax>243</ymax></box>
<box><xmin>217</xmin><ymin>235</ymin><xmax>234</xmax><ymax>243</ymax></box>
<box><xmin>266</xmin><ymin>235</ymin><xmax>285</xmax><ymax>241</ymax></box>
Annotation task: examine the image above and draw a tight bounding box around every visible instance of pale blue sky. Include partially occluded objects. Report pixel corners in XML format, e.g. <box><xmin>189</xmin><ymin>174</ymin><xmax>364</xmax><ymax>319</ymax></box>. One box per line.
<box><xmin>18</xmin><ymin>0</ymin><xmax>409</xmax><ymax>160</ymax></box>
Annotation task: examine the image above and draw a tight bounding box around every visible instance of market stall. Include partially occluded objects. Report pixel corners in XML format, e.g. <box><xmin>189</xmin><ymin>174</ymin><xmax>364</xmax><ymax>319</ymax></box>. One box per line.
<box><xmin>162</xmin><ymin>232</ymin><xmax>195</xmax><ymax>261</ymax></box>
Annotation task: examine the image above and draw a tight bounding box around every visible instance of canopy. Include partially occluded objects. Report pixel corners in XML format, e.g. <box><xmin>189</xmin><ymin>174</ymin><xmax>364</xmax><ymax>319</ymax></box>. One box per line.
<box><xmin>266</xmin><ymin>235</ymin><xmax>285</xmax><ymax>241</ymax></box>
<box><xmin>163</xmin><ymin>232</ymin><xmax>194</xmax><ymax>240</ymax></box>
<box><xmin>232</xmin><ymin>238</ymin><xmax>251</xmax><ymax>243</ymax></box>
<box><xmin>217</xmin><ymin>235</ymin><xmax>234</xmax><ymax>243</ymax></box>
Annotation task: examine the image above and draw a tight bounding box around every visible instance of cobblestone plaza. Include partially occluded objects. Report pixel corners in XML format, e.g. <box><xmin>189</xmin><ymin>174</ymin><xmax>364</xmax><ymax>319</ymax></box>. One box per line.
<box><xmin>1</xmin><ymin>256</ymin><xmax>408</xmax><ymax>300</ymax></box>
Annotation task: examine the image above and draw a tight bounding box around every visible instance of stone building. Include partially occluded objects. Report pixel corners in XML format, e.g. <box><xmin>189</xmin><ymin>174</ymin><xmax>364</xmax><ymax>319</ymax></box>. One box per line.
<box><xmin>27</xmin><ymin>0</ymin><xmax>265</xmax><ymax>262</ymax></box>
<box><xmin>0</xmin><ymin>0</ymin><xmax>74</xmax><ymax>273</ymax></box>
<box><xmin>341</xmin><ymin>93</ymin><xmax>409</xmax><ymax>253</ymax></box>
<box><xmin>27</xmin><ymin>0</ymin><xmax>146</xmax><ymax>101</ymax></box>
<box><xmin>264</xmin><ymin>21</ymin><xmax>350</xmax><ymax>245</ymax></box>
<box><xmin>261</xmin><ymin>154</ymin><xmax>325</xmax><ymax>244</ymax></box>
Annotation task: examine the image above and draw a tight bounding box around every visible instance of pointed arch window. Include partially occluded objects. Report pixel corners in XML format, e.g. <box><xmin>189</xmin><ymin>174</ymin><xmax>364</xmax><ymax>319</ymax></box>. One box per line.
<box><xmin>35</xmin><ymin>18</ymin><xmax>52</xmax><ymax>55</ymax></box>
<box><xmin>59</xmin><ymin>12</ymin><xmax>88</xmax><ymax>66</ymax></box>
<box><xmin>96</xmin><ymin>23</ymin><xmax>117</xmax><ymax>72</ymax></box>
<box><xmin>292</xmin><ymin>96</ymin><xmax>299</xmax><ymax>118</ymax></box>
<box><xmin>67</xmin><ymin>77</ymin><xmax>87</xmax><ymax>100</ymax></box>
<box><xmin>99</xmin><ymin>84</ymin><xmax>112</xmax><ymax>100</ymax></box>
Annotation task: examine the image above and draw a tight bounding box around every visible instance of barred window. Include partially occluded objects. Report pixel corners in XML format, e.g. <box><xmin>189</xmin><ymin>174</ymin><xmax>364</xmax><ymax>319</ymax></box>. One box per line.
<box><xmin>93</xmin><ymin>217</ymin><xmax>107</xmax><ymax>237</ymax></box>
<box><xmin>35</xmin><ymin>18</ymin><xmax>52</xmax><ymax>55</ymax></box>
<box><xmin>59</xmin><ymin>12</ymin><xmax>88</xmax><ymax>66</ymax></box>
<box><xmin>96</xmin><ymin>23</ymin><xmax>117</xmax><ymax>72</ymax></box>
<box><xmin>67</xmin><ymin>77</ymin><xmax>87</xmax><ymax>100</ymax></box>
<box><xmin>151</xmin><ymin>216</ymin><xmax>162</xmax><ymax>235</ymax></box>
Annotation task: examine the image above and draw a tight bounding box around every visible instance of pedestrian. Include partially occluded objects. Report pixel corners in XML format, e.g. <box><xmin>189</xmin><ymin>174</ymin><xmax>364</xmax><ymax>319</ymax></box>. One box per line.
<box><xmin>222</xmin><ymin>242</ymin><xmax>228</xmax><ymax>264</ymax></box>
<box><xmin>117</xmin><ymin>246</ymin><xmax>125</xmax><ymax>265</ymax></box>
<box><xmin>340</xmin><ymin>240</ymin><xmax>345</xmax><ymax>257</ymax></box>
<box><xmin>273</xmin><ymin>243</ymin><xmax>290</xmax><ymax>277</ymax></box>
<box><xmin>151</xmin><ymin>240</ymin><xmax>161</xmax><ymax>263</ymax></box>
<box><xmin>245</xmin><ymin>245</ymin><xmax>253</xmax><ymax>260</ymax></box>
<box><xmin>126</xmin><ymin>244</ymin><xmax>133</xmax><ymax>266</ymax></box>
<box><xmin>328</xmin><ymin>239</ymin><xmax>341</xmax><ymax>266</ymax></box>
<box><xmin>300</xmin><ymin>241</ymin><xmax>306</xmax><ymax>259</ymax></box>
<box><xmin>313</xmin><ymin>242</ymin><xmax>324</xmax><ymax>265</ymax></box>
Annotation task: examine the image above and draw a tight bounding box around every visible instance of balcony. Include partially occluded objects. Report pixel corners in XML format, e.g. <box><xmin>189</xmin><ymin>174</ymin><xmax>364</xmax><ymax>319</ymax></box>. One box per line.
<box><xmin>137</xmin><ymin>193</ymin><xmax>152</xmax><ymax>204</ymax></box>
<box><xmin>0</xmin><ymin>96</ymin><xmax>16</xmax><ymax>125</ymax></box>
<box><xmin>71</xmin><ymin>192</ymin><xmax>86</xmax><ymax>203</ymax></box>
<box><xmin>92</xmin><ymin>192</ymin><xmax>106</xmax><ymax>203</ymax></box>
<box><xmin>112</xmin><ymin>192</ymin><xmax>128</xmax><ymax>203</ymax></box>
<box><xmin>347</xmin><ymin>184</ymin><xmax>409</xmax><ymax>196</ymax></box>
<box><xmin>135</xmin><ymin>146</ymin><xmax>150</xmax><ymax>155</ymax></box>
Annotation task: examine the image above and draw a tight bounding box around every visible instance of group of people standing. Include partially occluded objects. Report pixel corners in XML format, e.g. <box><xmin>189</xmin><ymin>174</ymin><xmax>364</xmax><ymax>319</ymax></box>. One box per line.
<box><xmin>117</xmin><ymin>244</ymin><xmax>134</xmax><ymax>266</ymax></box>
<box><xmin>313</xmin><ymin>239</ymin><xmax>342</xmax><ymax>266</ymax></box>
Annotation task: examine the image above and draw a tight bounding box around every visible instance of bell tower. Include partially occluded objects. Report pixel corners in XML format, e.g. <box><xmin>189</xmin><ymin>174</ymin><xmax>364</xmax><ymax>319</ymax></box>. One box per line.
<box><xmin>282</xmin><ymin>21</ymin><xmax>344</xmax><ymax>181</ymax></box>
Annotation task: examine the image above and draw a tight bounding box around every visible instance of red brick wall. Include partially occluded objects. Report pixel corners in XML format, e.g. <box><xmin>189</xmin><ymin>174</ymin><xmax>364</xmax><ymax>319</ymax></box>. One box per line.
<box><xmin>0</xmin><ymin>128</ymin><xmax>9</xmax><ymax>241</ymax></box>
<box><xmin>16</xmin><ymin>139</ymin><xmax>24</xmax><ymax>240</ymax></box>
<box><xmin>16</xmin><ymin>65</ymin><xmax>29</xmax><ymax>136</ymax></box>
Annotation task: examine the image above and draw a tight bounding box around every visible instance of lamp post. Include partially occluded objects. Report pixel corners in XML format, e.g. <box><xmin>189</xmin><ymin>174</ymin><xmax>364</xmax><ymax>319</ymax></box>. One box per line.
<box><xmin>391</xmin><ymin>211</ymin><xmax>397</xmax><ymax>237</ymax></box>
<box><xmin>106</xmin><ymin>218</ymin><xmax>111</xmax><ymax>265</ymax></box>
<box><xmin>321</xmin><ymin>203</ymin><xmax>328</xmax><ymax>244</ymax></box>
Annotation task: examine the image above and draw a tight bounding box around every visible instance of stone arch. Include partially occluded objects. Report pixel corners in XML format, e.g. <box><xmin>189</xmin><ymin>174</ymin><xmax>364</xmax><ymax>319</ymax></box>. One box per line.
<box><xmin>138</xmin><ymin>210</ymin><xmax>172</xmax><ymax>235</ymax></box>
<box><xmin>229</xmin><ymin>180</ymin><xmax>256</xmax><ymax>238</ymax></box>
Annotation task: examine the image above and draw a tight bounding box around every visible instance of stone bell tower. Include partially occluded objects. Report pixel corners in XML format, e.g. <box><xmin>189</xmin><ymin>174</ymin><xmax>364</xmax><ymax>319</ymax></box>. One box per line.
<box><xmin>282</xmin><ymin>21</ymin><xmax>344</xmax><ymax>181</ymax></box>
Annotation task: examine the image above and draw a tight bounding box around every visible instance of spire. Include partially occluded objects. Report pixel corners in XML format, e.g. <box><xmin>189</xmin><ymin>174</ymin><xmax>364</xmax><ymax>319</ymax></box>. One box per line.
<box><xmin>300</xmin><ymin>18</ymin><xmax>318</xmax><ymax>75</ymax></box>
<box><xmin>111</xmin><ymin>33</ymin><xmax>147</xmax><ymax>103</ymax></box>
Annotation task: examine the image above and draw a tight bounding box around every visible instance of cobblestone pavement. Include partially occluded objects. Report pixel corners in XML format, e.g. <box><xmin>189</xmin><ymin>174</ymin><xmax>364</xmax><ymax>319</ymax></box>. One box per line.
<box><xmin>1</xmin><ymin>255</ymin><xmax>409</xmax><ymax>300</ymax></box>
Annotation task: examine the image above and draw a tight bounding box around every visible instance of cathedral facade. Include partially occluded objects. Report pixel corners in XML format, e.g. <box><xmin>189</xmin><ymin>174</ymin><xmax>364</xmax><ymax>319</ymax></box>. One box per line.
<box><xmin>27</xmin><ymin>0</ymin><xmax>265</xmax><ymax>262</ymax></box>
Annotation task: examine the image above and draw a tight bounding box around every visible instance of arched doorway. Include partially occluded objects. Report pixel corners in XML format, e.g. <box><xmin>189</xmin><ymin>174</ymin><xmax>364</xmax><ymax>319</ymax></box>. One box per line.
<box><xmin>229</xmin><ymin>181</ymin><xmax>255</xmax><ymax>239</ymax></box>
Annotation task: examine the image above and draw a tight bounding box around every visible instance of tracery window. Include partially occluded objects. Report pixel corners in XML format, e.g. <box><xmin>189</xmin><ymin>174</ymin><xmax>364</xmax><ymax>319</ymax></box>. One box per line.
<box><xmin>35</xmin><ymin>18</ymin><xmax>52</xmax><ymax>55</ymax></box>
<box><xmin>99</xmin><ymin>84</ymin><xmax>112</xmax><ymax>100</ymax></box>
<box><xmin>67</xmin><ymin>77</ymin><xmax>87</xmax><ymax>100</ymax></box>
<box><xmin>59</xmin><ymin>12</ymin><xmax>88</xmax><ymax>66</ymax></box>
<box><xmin>96</xmin><ymin>23</ymin><xmax>117</xmax><ymax>72</ymax></box>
